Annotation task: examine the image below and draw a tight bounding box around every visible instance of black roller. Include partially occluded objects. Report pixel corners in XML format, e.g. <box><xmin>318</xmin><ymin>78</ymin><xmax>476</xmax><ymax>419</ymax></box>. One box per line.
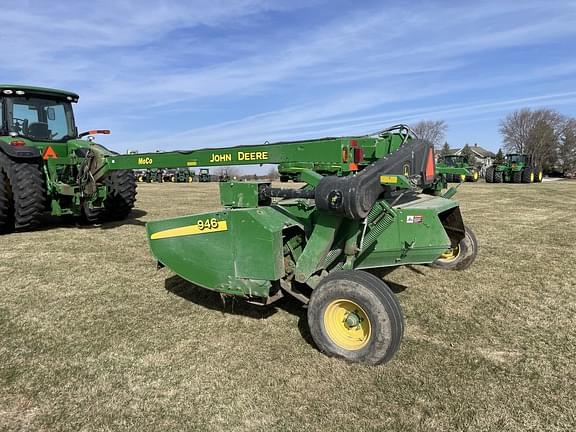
<box><xmin>314</xmin><ymin>139</ymin><xmax>435</xmax><ymax>220</ymax></box>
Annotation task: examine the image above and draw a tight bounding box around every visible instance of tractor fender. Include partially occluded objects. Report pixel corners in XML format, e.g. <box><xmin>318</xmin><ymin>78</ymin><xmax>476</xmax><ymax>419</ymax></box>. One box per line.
<box><xmin>0</xmin><ymin>141</ymin><xmax>42</xmax><ymax>159</ymax></box>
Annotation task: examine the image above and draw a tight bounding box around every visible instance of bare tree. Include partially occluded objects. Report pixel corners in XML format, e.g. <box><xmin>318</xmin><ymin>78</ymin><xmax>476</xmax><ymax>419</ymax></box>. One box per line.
<box><xmin>266</xmin><ymin>166</ymin><xmax>279</xmax><ymax>181</ymax></box>
<box><xmin>499</xmin><ymin>108</ymin><xmax>566</xmax><ymax>167</ymax></box>
<box><xmin>558</xmin><ymin>118</ymin><xmax>576</xmax><ymax>175</ymax></box>
<box><xmin>411</xmin><ymin>120</ymin><xmax>448</xmax><ymax>148</ymax></box>
<box><xmin>213</xmin><ymin>166</ymin><xmax>241</xmax><ymax>179</ymax></box>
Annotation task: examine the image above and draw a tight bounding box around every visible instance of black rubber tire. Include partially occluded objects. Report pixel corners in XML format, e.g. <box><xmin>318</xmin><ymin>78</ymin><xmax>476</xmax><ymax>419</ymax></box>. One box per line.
<box><xmin>102</xmin><ymin>170</ymin><xmax>137</xmax><ymax>221</ymax></box>
<box><xmin>485</xmin><ymin>166</ymin><xmax>494</xmax><ymax>183</ymax></box>
<box><xmin>431</xmin><ymin>225</ymin><xmax>478</xmax><ymax>271</ymax></box>
<box><xmin>493</xmin><ymin>170</ymin><xmax>503</xmax><ymax>183</ymax></box>
<box><xmin>533</xmin><ymin>167</ymin><xmax>543</xmax><ymax>183</ymax></box>
<box><xmin>446</xmin><ymin>173</ymin><xmax>454</xmax><ymax>183</ymax></box>
<box><xmin>521</xmin><ymin>167</ymin><xmax>532</xmax><ymax>183</ymax></box>
<box><xmin>512</xmin><ymin>170</ymin><xmax>521</xmax><ymax>183</ymax></box>
<box><xmin>81</xmin><ymin>202</ymin><xmax>105</xmax><ymax>224</ymax></box>
<box><xmin>468</xmin><ymin>170</ymin><xmax>479</xmax><ymax>182</ymax></box>
<box><xmin>0</xmin><ymin>153</ymin><xmax>45</xmax><ymax>231</ymax></box>
<box><xmin>307</xmin><ymin>270</ymin><xmax>404</xmax><ymax>365</ymax></box>
<box><xmin>0</xmin><ymin>160</ymin><xmax>15</xmax><ymax>233</ymax></box>
<box><xmin>279</xmin><ymin>175</ymin><xmax>290</xmax><ymax>183</ymax></box>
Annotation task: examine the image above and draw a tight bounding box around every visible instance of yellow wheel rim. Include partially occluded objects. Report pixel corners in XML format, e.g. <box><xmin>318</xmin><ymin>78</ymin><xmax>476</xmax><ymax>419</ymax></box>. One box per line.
<box><xmin>324</xmin><ymin>299</ymin><xmax>371</xmax><ymax>351</ymax></box>
<box><xmin>530</xmin><ymin>172</ymin><xmax>534</xmax><ymax>182</ymax></box>
<box><xmin>439</xmin><ymin>244</ymin><xmax>460</xmax><ymax>262</ymax></box>
<box><xmin>538</xmin><ymin>172</ymin><xmax>543</xmax><ymax>181</ymax></box>
<box><xmin>460</xmin><ymin>174</ymin><xmax>466</xmax><ymax>182</ymax></box>
<box><xmin>473</xmin><ymin>172</ymin><xmax>478</xmax><ymax>181</ymax></box>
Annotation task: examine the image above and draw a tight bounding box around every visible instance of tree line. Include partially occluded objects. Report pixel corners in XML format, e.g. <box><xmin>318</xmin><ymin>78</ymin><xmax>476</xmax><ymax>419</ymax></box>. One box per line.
<box><xmin>411</xmin><ymin>108</ymin><xmax>576</xmax><ymax>175</ymax></box>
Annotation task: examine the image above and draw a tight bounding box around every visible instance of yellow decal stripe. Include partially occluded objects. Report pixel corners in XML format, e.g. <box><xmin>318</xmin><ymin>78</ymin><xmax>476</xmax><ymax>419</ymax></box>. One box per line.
<box><xmin>151</xmin><ymin>221</ymin><xmax>228</xmax><ymax>240</ymax></box>
<box><xmin>380</xmin><ymin>175</ymin><xmax>398</xmax><ymax>184</ymax></box>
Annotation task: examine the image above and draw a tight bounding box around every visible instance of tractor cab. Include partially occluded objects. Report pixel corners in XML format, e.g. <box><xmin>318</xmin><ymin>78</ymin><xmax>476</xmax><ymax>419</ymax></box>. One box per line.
<box><xmin>0</xmin><ymin>85</ymin><xmax>79</xmax><ymax>143</ymax></box>
<box><xmin>505</xmin><ymin>154</ymin><xmax>529</xmax><ymax>165</ymax></box>
<box><xmin>441</xmin><ymin>154</ymin><xmax>467</xmax><ymax>167</ymax></box>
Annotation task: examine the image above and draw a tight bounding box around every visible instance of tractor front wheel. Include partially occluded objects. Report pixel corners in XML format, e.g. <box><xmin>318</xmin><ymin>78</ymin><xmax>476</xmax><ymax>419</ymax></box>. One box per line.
<box><xmin>307</xmin><ymin>270</ymin><xmax>404</xmax><ymax>365</ymax></box>
<box><xmin>521</xmin><ymin>167</ymin><xmax>533</xmax><ymax>183</ymax></box>
<box><xmin>512</xmin><ymin>170</ymin><xmax>522</xmax><ymax>183</ymax></box>
<box><xmin>431</xmin><ymin>225</ymin><xmax>478</xmax><ymax>271</ymax></box>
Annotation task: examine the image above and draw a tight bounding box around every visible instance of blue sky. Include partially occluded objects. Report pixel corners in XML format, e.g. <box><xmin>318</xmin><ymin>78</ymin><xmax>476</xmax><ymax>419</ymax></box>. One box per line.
<box><xmin>2</xmin><ymin>0</ymin><xmax>576</xmax><ymax>155</ymax></box>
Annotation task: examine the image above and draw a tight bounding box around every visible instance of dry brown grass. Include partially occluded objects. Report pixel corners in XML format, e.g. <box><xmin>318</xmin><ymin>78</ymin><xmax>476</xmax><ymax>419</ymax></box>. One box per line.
<box><xmin>1</xmin><ymin>180</ymin><xmax>575</xmax><ymax>431</ymax></box>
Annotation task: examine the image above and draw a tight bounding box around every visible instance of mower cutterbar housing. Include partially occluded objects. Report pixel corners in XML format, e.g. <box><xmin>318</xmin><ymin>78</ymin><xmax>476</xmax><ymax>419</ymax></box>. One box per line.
<box><xmin>146</xmin><ymin>181</ymin><xmax>462</xmax><ymax>301</ymax></box>
<box><xmin>146</xmin><ymin>140</ymin><xmax>465</xmax><ymax>304</ymax></box>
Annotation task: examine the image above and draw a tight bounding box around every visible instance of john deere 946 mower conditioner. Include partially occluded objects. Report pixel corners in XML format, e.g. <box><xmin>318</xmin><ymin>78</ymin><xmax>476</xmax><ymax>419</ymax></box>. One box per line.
<box><xmin>0</xmin><ymin>85</ymin><xmax>477</xmax><ymax>364</ymax></box>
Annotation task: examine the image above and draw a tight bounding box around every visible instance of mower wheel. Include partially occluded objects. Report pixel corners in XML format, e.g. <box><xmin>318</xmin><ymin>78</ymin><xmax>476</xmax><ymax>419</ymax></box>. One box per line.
<box><xmin>431</xmin><ymin>225</ymin><xmax>478</xmax><ymax>271</ymax></box>
<box><xmin>485</xmin><ymin>167</ymin><xmax>494</xmax><ymax>183</ymax></box>
<box><xmin>307</xmin><ymin>270</ymin><xmax>404</xmax><ymax>365</ymax></box>
<box><xmin>512</xmin><ymin>170</ymin><xmax>522</xmax><ymax>183</ymax></box>
<box><xmin>493</xmin><ymin>170</ymin><xmax>503</xmax><ymax>183</ymax></box>
<box><xmin>0</xmin><ymin>153</ymin><xmax>45</xmax><ymax>231</ymax></box>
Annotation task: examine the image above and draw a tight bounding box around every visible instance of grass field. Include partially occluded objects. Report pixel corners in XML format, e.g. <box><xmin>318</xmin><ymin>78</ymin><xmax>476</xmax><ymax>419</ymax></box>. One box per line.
<box><xmin>1</xmin><ymin>180</ymin><xmax>575</xmax><ymax>431</ymax></box>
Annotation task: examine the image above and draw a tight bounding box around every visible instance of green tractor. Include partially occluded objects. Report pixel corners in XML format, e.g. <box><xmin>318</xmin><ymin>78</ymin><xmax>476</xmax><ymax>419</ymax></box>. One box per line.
<box><xmin>175</xmin><ymin>168</ymin><xmax>194</xmax><ymax>183</ymax></box>
<box><xmin>199</xmin><ymin>168</ymin><xmax>210</xmax><ymax>182</ymax></box>
<box><xmin>146</xmin><ymin>168</ymin><xmax>163</xmax><ymax>183</ymax></box>
<box><xmin>436</xmin><ymin>155</ymin><xmax>479</xmax><ymax>183</ymax></box>
<box><xmin>218</xmin><ymin>169</ymin><xmax>230</xmax><ymax>182</ymax></box>
<box><xmin>485</xmin><ymin>153</ymin><xmax>543</xmax><ymax>183</ymax></box>
<box><xmin>0</xmin><ymin>85</ymin><xmax>137</xmax><ymax>231</ymax></box>
<box><xmin>0</xmin><ymin>86</ymin><xmax>478</xmax><ymax>364</ymax></box>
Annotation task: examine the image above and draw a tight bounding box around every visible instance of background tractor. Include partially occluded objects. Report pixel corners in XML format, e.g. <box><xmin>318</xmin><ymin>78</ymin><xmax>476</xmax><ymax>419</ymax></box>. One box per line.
<box><xmin>0</xmin><ymin>85</ymin><xmax>478</xmax><ymax>365</ymax></box>
<box><xmin>0</xmin><ymin>85</ymin><xmax>137</xmax><ymax>231</ymax></box>
<box><xmin>485</xmin><ymin>153</ymin><xmax>543</xmax><ymax>183</ymax></box>
<box><xmin>436</xmin><ymin>155</ymin><xmax>479</xmax><ymax>183</ymax></box>
<box><xmin>199</xmin><ymin>168</ymin><xmax>211</xmax><ymax>182</ymax></box>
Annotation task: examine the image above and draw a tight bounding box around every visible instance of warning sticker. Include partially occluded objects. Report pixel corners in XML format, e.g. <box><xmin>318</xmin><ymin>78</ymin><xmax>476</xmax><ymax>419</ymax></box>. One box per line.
<box><xmin>406</xmin><ymin>215</ymin><xmax>423</xmax><ymax>224</ymax></box>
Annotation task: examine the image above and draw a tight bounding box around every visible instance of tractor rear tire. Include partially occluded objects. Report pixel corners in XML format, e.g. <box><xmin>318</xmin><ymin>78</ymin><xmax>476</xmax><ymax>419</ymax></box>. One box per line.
<box><xmin>103</xmin><ymin>170</ymin><xmax>137</xmax><ymax>221</ymax></box>
<box><xmin>493</xmin><ymin>170</ymin><xmax>503</xmax><ymax>183</ymax></box>
<box><xmin>307</xmin><ymin>270</ymin><xmax>404</xmax><ymax>365</ymax></box>
<box><xmin>521</xmin><ymin>167</ymin><xmax>532</xmax><ymax>183</ymax></box>
<box><xmin>0</xmin><ymin>153</ymin><xmax>45</xmax><ymax>231</ymax></box>
<box><xmin>512</xmin><ymin>170</ymin><xmax>522</xmax><ymax>183</ymax></box>
<box><xmin>446</xmin><ymin>173</ymin><xmax>454</xmax><ymax>183</ymax></box>
<box><xmin>0</xmin><ymin>161</ymin><xmax>14</xmax><ymax>233</ymax></box>
<box><xmin>485</xmin><ymin>167</ymin><xmax>494</xmax><ymax>183</ymax></box>
<box><xmin>431</xmin><ymin>225</ymin><xmax>478</xmax><ymax>271</ymax></box>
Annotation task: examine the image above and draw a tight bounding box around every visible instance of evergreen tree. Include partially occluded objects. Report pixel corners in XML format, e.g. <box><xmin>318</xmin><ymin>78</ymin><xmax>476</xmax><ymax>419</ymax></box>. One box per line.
<box><xmin>461</xmin><ymin>144</ymin><xmax>477</xmax><ymax>165</ymax></box>
<box><xmin>495</xmin><ymin>148</ymin><xmax>505</xmax><ymax>164</ymax></box>
<box><xmin>440</xmin><ymin>141</ymin><xmax>450</xmax><ymax>157</ymax></box>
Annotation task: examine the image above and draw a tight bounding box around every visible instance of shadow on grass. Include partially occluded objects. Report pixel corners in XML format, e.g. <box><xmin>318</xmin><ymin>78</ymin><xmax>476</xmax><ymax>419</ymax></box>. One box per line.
<box><xmin>164</xmin><ymin>271</ymin><xmax>410</xmax><ymax>350</ymax></box>
<box><xmin>34</xmin><ymin>209</ymin><xmax>148</xmax><ymax>232</ymax></box>
<box><xmin>165</xmin><ymin>274</ymin><xmax>317</xmax><ymax>348</ymax></box>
